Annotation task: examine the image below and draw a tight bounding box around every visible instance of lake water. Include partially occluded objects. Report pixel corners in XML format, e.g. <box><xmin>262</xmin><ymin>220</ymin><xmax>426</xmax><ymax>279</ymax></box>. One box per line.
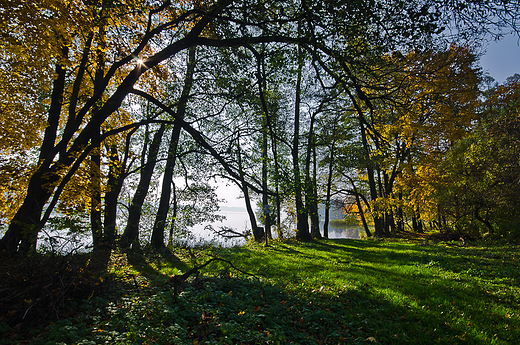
<box><xmin>191</xmin><ymin>208</ymin><xmax>362</xmax><ymax>245</ymax></box>
<box><xmin>324</xmin><ymin>223</ymin><xmax>363</xmax><ymax>239</ymax></box>
<box><xmin>37</xmin><ymin>207</ymin><xmax>362</xmax><ymax>253</ymax></box>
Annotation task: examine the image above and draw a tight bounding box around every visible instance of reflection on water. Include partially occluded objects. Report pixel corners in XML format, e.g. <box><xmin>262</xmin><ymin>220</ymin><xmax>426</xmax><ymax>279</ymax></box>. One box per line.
<box><xmin>324</xmin><ymin>222</ymin><xmax>362</xmax><ymax>239</ymax></box>
<box><xmin>171</xmin><ymin>206</ymin><xmax>363</xmax><ymax>243</ymax></box>
<box><xmin>326</xmin><ymin>226</ymin><xmax>362</xmax><ymax>239</ymax></box>
<box><xmin>201</xmin><ymin>213</ymin><xmax>363</xmax><ymax>242</ymax></box>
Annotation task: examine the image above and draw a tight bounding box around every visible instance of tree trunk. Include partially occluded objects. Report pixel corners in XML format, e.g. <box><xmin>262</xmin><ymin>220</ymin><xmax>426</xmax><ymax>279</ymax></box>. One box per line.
<box><xmin>344</xmin><ymin>82</ymin><xmax>383</xmax><ymax>237</ymax></box>
<box><xmin>0</xmin><ymin>179</ymin><xmax>53</xmax><ymax>255</ymax></box>
<box><xmin>362</xmin><ymin>131</ymin><xmax>384</xmax><ymax>236</ymax></box>
<box><xmin>104</xmin><ymin>145</ymin><xmax>121</xmax><ymax>245</ymax></box>
<box><xmin>168</xmin><ymin>182</ymin><xmax>178</xmax><ymax>247</ymax></box>
<box><xmin>387</xmin><ymin>210</ymin><xmax>396</xmax><ymax>233</ymax></box>
<box><xmin>40</xmin><ymin>53</ymin><xmax>67</xmax><ymax>163</ymax></box>
<box><xmin>323</xmin><ymin>203</ymin><xmax>330</xmax><ymax>239</ymax></box>
<box><xmin>236</xmin><ymin>138</ymin><xmax>262</xmax><ymax>241</ymax></box>
<box><xmin>104</xmin><ymin>127</ymin><xmax>136</xmax><ymax>245</ymax></box>
<box><xmin>293</xmin><ymin>47</ymin><xmax>311</xmax><ymax>242</ymax></box>
<box><xmin>251</xmin><ymin>45</ymin><xmax>273</xmax><ymax>244</ymax></box>
<box><xmin>90</xmin><ymin>23</ymin><xmax>107</xmax><ymax>250</ymax></box>
<box><xmin>90</xmin><ymin>127</ymin><xmax>102</xmax><ymax>249</ymax></box>
<box><xmin>0</xmin><ymin>54</ymin><xmax>68</xmax><ymax>255</ymax></box>
<box><xmin>244</xmin><ymin>184</ymin><xmax>263</xmax><ymax>242</ymax></box>
<box><xmin>475</xmin><ymin>208</ymin><xmax>494</xmax><ymax>233</ymax></box>
<box><xmin>355</xmin><ymin>192</ymin><xmax>372</xmax><ymax>237</ymax></box>
<box><xmin>120</xmin><ymin>124</ymin><xmax>165</xmax><ymax>249</ymax></box>
<box><xmin>151</xmin><ymin>123</ymin><xmax>180</xmax><ymax>248</ymax></box>
<box><xmin>305</xmin><ymin>112</ymin><xmax>316</xmax><ymax>238</ymax></box>
<box><xmin>309</xmin><ymin>139</ymin><xmax>321</xmax><ymax>239</ymax></box>
<box><xmin>396</xmin><ymin>191</ymin><xmax>404</xmax><ymax>232</ymax></box>
<box><xmin>262</xmin><ymin>111</ymin><xmax>271</xmax><ymax>244</ymax></box>
<box><xmin>270</xmin><ymin>120</ymin><xmax>283</xmax><ymax>239</ymax></box>
<box><xmin>323</xmin><ymin>141</ymin><xmax>335</xmax><ymax>239</ymax></box>
<box><xmin>1</xmin><ymin>9</ymin><xmax>216</xmax><ymax>256</ymax></box>
<box><xmin>151</xmin><ymin>47</ymin><xmax>196</xmax><ymax>249</ymax></box>
<box><xmin>412</xmin><ymin>208</ymin><xmax>424</xmax><ymax>233</ymax></box>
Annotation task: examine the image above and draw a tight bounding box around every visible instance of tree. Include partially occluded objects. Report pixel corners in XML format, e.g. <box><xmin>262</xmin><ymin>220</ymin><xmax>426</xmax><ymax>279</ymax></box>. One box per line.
<box><xmin>316</xmin><ymin>43</ymin><xmax>482</xmax><ymax>236</ymax></box>
<box><xmin>120</xmin><ymin>123</ymin><xmax>165</xmax><ymax>249</ymax></box>
<box><xmin>0</xmin><ymin>0</ymin><xmax>260</xmax><ymax>255</ymax></box>
<box><xmin>103</xmin><ymin>127</ymin><xmax>136</xmax><ymax>245</ymax></box>
<box><xmin>317</xmin><ymin>108</ymin><xmax>349</xmax><ymax>238</ymax></box>
<box><xmin>1</xmin><ymin>0</ymin><xmax>518</xmax><ymax>255</ymax></box>
<box><xmin>151</xmin><ymin>47</ymin><xmax>197</xmax><ymax>249</ymax></box>
<box><xmin>292</xmin><ymin>45</ymin><xmax>312</xmax><ymax>241</ymax></box>
<box><xmin>381</xmin><ymin>46</ymin><xmax>482</xmax><ymax>233</ymax></box>
<box><xmin>437</xmin><ymin>74</ymin><xmax>520</xmax><ymax>238</ymax></box>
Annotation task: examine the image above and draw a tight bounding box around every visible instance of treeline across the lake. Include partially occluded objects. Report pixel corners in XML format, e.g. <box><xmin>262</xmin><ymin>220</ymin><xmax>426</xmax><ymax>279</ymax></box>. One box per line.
<box><xmin>1</xmin><ymin>0</ymin><xmax>520</xmax><ymax>256</ymax></box>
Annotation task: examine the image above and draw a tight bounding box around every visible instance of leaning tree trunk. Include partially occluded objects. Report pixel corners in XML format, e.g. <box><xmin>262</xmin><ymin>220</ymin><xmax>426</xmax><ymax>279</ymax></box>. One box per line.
<box><xmin>355</xmin><ymin>192</ymin><xmax>372</xmax><ymax>237</ymax></box>
<box><xmin>121</xmin><ymin>124</ymin><xmax>165</xmax><ymax>249</ymax></box>
<box><xmin>104</xmin><ymin>127</ymin><xmax>136</xmax><ymax>246</ymax></box>
<box><xmin>345</xmin><ymin>174</ymin><xmax>372</xmax><ymax>237</ymax></box>
<box><xmin>0</xmin><ymin>177</ymin><xmax>54</xmax><ymax>255</ymax></box>
<box><xmin>151</xmin><ymin>47</ymin><xmax>196</xmax><ymax>249</ymax></box>
<box><xmin>150</xmin><ymin>123</ymin><xmax>181</xmax><ymax>249</ymax></box>
<box><xmin>0</xmin><ymin>7</ymin><xmax>218</xmax><ymax>257</ymax></box>
<box><xmin>0</xmin><ymin>55</ymin><xmax>68</xmax><ymax>256</ymax></box>
<box><xmin>236</xmin><ymin>136</ymin><xmax>262</xmax><ymax>241</ymax></box>
<box><xmin>343</xmin><ymin>79</ymin><xmax>383</xmax><ymax>237</ymax></box>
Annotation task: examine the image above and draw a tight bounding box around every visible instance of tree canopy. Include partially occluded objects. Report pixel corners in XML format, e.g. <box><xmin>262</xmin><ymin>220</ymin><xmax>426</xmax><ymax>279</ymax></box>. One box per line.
<box><xmin>0</xmin><ymin>0</ymin><xmax>519</xmax><ymax>255</ymax></box>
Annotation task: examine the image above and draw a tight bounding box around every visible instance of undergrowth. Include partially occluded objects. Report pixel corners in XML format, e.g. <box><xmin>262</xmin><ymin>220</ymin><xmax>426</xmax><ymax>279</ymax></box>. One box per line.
<box><xmin>1</xmin><ymin>238</ymin><xmax>519</xmax><ymax>344</ymax></box>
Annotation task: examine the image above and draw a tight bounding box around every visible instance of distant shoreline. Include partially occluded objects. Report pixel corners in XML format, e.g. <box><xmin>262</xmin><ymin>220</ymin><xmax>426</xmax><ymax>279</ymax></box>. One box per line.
<box><xmin>219</xmin><ymin>206</ymin><xmax>247</xmax><ymax>213</ymax></box>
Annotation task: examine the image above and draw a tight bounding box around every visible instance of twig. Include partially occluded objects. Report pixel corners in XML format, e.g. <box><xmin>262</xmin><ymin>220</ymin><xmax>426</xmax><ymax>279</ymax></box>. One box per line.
<box><xmin>213</xmin><ymin>226</ymin><xmax>251</xmax><ymax>239</ymax></box>
<box><xmin>169</xmin><ymin>257</ymin><xmax>262</xmax><ymax>301</ymax></box>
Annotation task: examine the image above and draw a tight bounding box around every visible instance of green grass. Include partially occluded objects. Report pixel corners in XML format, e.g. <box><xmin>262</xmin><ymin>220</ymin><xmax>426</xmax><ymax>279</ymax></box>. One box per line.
<box><xmin>2</xmin><ymin>239</ymin><xmax>519</xmax><ymax>344</ymax></box>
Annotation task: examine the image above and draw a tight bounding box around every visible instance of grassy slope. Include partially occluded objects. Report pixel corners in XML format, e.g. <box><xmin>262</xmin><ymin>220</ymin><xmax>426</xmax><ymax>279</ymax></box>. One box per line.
<box><xmin>3</xmin><ymin>239</ymin><xmax>519</xmax><ymax>344</ymax></box>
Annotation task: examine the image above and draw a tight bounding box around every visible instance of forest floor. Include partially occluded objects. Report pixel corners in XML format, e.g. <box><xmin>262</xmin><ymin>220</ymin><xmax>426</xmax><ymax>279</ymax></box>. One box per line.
<box><xmin>1</xmin><ymin>235</ymin><xmax>519</xmax><ymax>344</ymax></box>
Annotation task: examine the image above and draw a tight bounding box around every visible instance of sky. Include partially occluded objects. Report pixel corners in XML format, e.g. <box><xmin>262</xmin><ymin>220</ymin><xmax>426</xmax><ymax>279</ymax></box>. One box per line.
<box><xmin>479</xmin><ymin>32</ymin><xmax>520</xmax><ymax>84</ymax></box>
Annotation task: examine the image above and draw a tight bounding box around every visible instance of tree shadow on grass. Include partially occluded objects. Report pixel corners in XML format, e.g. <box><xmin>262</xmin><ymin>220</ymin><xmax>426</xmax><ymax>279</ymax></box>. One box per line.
<box><xmin>7</xmin><ymin>241</ymin><xmax>516</xmax><ymax>344</ymax></box>
<box><xmin>346</xmin><ymin>263</ymin><xmax>520</xmax><ymax>344</ymax></box>
<box><xmin>21</xmin><ymin>269</ymin><xmax>462</xmax><ymax>345</ymax></box>
<box><xmin>124</xmin><ymin>247</ymin><xmax>190</xmax><ymax>273</ymax></box>
<box><xmin>214</xmin><ymin>239</ymin><xmax>520</xmax><ymax>344</ymax></box>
